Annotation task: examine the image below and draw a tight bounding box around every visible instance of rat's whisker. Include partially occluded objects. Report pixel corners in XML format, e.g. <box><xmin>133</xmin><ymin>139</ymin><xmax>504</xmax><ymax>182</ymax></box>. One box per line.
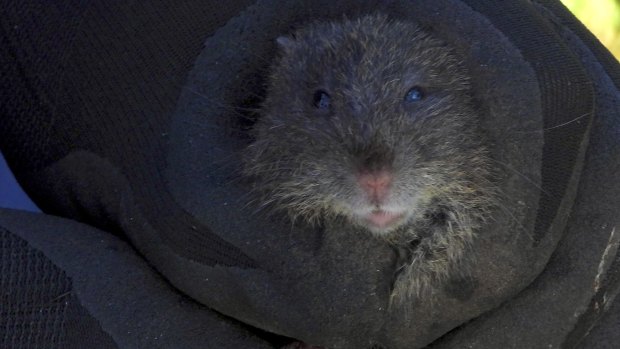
<box><xmin>488</xmin><ymin>158</ymin><xmax>551</xmax><ymax>197</ymax></box>
<box><xmin>514</xmin><ymin>111</ymin><xmax>592</xmax><ymax>134</ymax></box>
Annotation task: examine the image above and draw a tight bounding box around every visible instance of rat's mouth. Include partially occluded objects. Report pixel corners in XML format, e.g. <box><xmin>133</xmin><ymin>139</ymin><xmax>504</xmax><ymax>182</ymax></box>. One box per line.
<box><xmin>363</xmin><ymin>210</ymin><xmax>405</xmax><ymax>231</ymax></box>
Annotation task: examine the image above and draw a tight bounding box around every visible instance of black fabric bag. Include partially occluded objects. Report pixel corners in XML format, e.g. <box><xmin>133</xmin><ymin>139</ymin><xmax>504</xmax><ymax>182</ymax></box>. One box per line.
<box><xmin>1</xmin><ymin>1</ymin><xmax>619</xmax><ymax>348</ymax></box>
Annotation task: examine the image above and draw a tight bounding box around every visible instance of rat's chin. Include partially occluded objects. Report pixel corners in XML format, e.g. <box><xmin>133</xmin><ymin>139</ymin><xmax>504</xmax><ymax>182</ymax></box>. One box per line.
<box><xmin>358</xmin><ymin>209</ymin><xmax>408</xmax><ymax>234</ymax></box>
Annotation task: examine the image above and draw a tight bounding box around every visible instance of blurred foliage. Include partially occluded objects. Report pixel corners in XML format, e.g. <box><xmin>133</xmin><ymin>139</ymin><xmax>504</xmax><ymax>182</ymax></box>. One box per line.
<box><xmin>561</xmin><ymin>0</ymin><xmax>620</xmax><ymax>59</ymax></box>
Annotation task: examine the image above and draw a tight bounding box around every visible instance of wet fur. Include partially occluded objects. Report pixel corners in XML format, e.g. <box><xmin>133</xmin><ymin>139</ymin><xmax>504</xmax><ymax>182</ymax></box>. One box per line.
<box><xmin>242</xmin><ymin>15</ymin><xmax>497</xmax><ymax>304</ymax></box>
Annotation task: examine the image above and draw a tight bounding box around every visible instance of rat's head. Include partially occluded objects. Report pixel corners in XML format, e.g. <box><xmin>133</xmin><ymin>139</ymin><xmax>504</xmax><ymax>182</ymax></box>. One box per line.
<box><xmin>243</xmin><ymin>15</ymin><xmax>492</xmax><ymax>236</ymax></box>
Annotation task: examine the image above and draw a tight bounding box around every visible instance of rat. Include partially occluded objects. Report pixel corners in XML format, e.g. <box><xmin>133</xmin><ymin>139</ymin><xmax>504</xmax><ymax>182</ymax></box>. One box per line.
<box><xmin>242</xmin><ymin>14</ymin><xmax>497</xmax><ymax>348</ymax></box>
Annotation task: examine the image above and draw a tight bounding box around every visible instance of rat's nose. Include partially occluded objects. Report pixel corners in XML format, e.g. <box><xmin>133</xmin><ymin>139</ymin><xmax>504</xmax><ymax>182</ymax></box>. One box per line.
<box><xmin>357</xmin><ymin>170</ymin><xmax>393</xmax><ymax>204</ymax></box>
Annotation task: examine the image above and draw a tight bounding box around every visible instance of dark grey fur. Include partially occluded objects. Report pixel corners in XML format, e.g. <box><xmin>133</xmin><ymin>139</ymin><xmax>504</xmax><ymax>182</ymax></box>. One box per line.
<box><xmin>242</xmin><ymin>15</ymin><xmax>497</xmax><ymax>303</ymax></box>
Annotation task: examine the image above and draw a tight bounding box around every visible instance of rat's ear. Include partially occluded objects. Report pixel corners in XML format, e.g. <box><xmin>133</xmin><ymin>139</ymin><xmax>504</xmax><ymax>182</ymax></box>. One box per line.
<box><xmin>276</xmin><ymin>36</ymin><xmax>296</xmax><ymax>51</ymax></box>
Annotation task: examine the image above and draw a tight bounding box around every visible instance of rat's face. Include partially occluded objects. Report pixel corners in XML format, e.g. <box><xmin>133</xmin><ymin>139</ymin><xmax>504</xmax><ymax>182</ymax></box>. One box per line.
<box><xmin>243</xmin><ymin>16</ymin><xmax>490</xmax><ymax>235</ymax></box>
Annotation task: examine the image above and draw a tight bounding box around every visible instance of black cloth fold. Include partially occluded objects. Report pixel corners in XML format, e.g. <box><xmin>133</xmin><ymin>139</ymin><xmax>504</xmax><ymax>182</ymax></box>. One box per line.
<box><xmin>1</xmin><ymin>0</ymin><xmax>619</xmax><ymax>348</ymax></box>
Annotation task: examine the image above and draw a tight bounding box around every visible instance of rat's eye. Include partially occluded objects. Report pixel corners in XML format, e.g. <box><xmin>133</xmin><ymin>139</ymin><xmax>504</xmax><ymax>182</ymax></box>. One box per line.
<box><xmin>404</xmin><ymin>86</ymin><xmax>425</xmax><ymax>102</ymax></box>
<box><xmin>313</xmin><ymin>90</ymin><xmax>331</xmax><ymax>110</ymax></box>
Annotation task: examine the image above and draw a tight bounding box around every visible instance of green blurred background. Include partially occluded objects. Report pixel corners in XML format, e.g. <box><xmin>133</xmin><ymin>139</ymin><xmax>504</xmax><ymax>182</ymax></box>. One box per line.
<box><xmin>561</xmin><ymin>0</ymin><xmax>620</xmax><ymax>59</ymax></box>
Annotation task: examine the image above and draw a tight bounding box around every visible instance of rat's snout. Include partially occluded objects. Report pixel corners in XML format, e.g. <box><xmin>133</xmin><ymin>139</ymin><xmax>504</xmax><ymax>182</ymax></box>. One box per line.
<box><xmin>357</xmin><ymin>170</ymin><xmax>393</xmax><ymax>204</ymax></box>
<box><xmin>351</xmin><ymin>134</ymin><xmax>395</xmax><ymax>204</ymax></box>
